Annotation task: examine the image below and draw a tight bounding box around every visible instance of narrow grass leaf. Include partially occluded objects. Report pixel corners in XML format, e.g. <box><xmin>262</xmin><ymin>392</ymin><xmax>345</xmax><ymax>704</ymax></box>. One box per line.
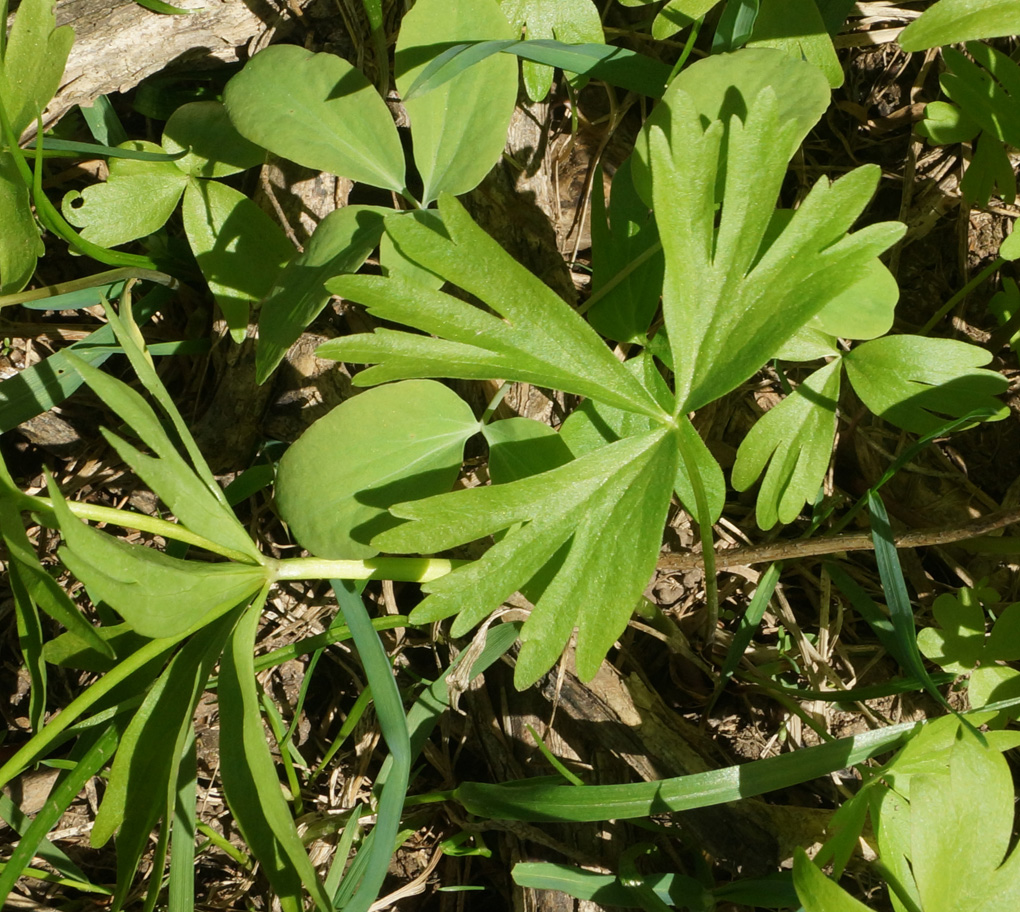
<box><xmin>168</xmin><ymin>734</ymin><xmax>197</xmax><ymax>912</ymax></box>
<box><xmin>40</xmin><ymin>138</ymin><xmax>183</xmax><ymax>161</ymax></box>
<box><xmin>331</xmin><ymin>579</ymin><xmax>411</xmax><ymax>912</ymax></box>
<box><xmin>868</xmin><ymin>492</ymin><xmax>951</xmax><ymax>711</ymax></box>
<box><xmin>453</xmin><ymin>715</ymin><xmax>947</xmax><ymax>822</ymax></box>
<box><xmin>218</xmin><ymin>589</ymin><xmax>332</xmax><ymax>912</ymax></box>
<box><xmin>513</xmin><ymin>864</ymin><xmax>707</xmax><ymax>909</ymax></box>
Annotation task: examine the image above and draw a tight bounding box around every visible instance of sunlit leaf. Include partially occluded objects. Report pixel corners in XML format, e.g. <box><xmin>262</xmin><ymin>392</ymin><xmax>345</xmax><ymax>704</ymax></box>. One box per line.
<box><xmin>61</xmin><ymin>141</ymin><xmax>188</xmax><ymax>248</ymax></box>
<box><xmin>747</xmin><ymin>0</ymin><xmax>843</xmax><ymax>87</ymax></box>
<box><xmin>395</xmin><ymin>0</ymin><xmax>518</xmax><ymax>203</ymax></box>
<box><xmin>0</xmin><ymin>151</ymin><xmax>40</xmax><ymax>293</ymax></box>
<box><xmin>276</xmin><ymin>381</ymin><xmax>480</xmax><ymax>560</ymax></box>
<box><xmin>793</xmin><ymin>848</ymin><xmax>872</xmax><ymax>912</ymax></box>
<box><xmin>844</xmin><ymin>335</ymin><xmax>1008</xmax><ymax>435</ymax></box>
<box><xmin>161</xmin><ymin>101</ymin><xmax>265</xmax><ymax>178</ymax></box>
<box><xmin>223</xmin><ymin>45</ymin><xmax>406</xmax><ymax>194</ymax></box>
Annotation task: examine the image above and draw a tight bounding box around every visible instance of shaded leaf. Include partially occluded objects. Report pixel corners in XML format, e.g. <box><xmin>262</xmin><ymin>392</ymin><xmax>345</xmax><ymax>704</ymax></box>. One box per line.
<box><xmin>256</xmin><ymin>205</ymin><xmax>387</xmax><ymax>384</ymax></box>
<box><xmin>652</xmin><ymin>0</ymin><xmax>719</xmax><ymax>40</ymax></box>
<box><xmin>793</xmin><ymin>848</ymin><xmax>871</xmax><ymax>912</ymax></box>
<box><xmin>323</xmin><ymin>196</ymin><xmax>666</xmax><ymax>419</ymax></box>
<box><xmin>482</xmin><ymin>417</ymin><xmax>574</xmax><ymax>485</ymax></box>
<box><xmin>182</xmin><ymin>179</ymin><xmax>293</xmax><ymax>343</ymax></box>
<box><xmin>940</xmin><ymin>44</ymin><xmax>1020</xmax><ymax>149</ymax></box>
<box><xmin>395</xmin><ymin>0</ymin><xmax>518</xmax><ymax>203</ymax></box>
<box><xmin>219</xmin><ymin>594</ymin><xmax>332</xmax><ymax>912</ymax></box>
<box><xmin>732</xmin><ymin>358</ymin><xmax>840</xmax><ymax>530</ymax></box>
<box><xmin>275</xmin><ymin>380</ymin><xmax>480</xmax><ymax>560</ymax></box>
<box><xmin>843</xmin><ymin>335</ymin><xmax>1008</xmax><ymax>435</ymax></box>
<box><xmin>917</xmin><ymin>100</ymin><xmax>981</xmax><ymax>144</ymax></box>
<box><xmin>60</xmin><ymin>141</ymin><xmax>188</xmax><ymax>248</ymax></box>
<box><xmin>223</xmin><ymin>45</ymin><xmax>406</xmax><ymax>194</ymax></box>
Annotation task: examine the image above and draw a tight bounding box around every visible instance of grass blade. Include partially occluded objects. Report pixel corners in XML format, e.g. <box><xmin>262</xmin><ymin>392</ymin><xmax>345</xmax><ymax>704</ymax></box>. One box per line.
<box><xmin>330</xmin><ymin>579</ymin><xmax>410</xmax><ymax>912</ymax></box>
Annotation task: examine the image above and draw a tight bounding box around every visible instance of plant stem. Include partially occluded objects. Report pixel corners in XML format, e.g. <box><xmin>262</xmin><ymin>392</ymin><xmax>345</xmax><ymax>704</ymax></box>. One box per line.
<box><xmin>675</xmin><ymin>424</ymin><xmax>719</xmax><ymax>641</ymax></box>
<box><xmin>270</xmin><ymin>555</ymin><xmax>463</xmax><ymax>583</ymax></box>
<box><xmin>920</xmin><ymin>255</ymin><xmax>1004</xmax><ymax>334</ymax></box>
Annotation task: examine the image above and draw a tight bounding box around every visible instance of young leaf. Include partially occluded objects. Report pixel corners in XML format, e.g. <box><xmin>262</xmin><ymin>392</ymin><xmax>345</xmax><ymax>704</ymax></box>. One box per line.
<box><xmin>0</xmin><ymin>0</ymin><xmax>75</xmax><ymax>137</ymax></box>
<box><xmin>843</xmin><ymin>335</ymin><xmax>1008</xmax><ymax>435</ymax></box>
<box><xmin>732</xmin><ymin>358</ymin><xmax>841</xmax><ymax>530</ymax></box>
<box><xmin>256</xmin><ymin>205</ymin><xmax>388</xmax><ymax>384</ymax></box>
<box><xmin>222</xmin><ymin>45</ymin><xmax>407</xmax><ymax>195</ymax></box>
<box><xmin>48</xmin><ymin>475</ymin><xmax>267</xmax><ymax>638</ymax></box>
<box><xmin>161</xmin><ymin>101</ymin><xmax>265</xmax><ymax>179</ymax></box>
<box><xmin>917</xmin><ymin>100</ymin><xmax>981</xmax><ymax>145</ymax></box>
<box><xmin>899</xmin><ymin>0</ymin><xmax>1020</xmax><ymax>50</ymax></box>
<box><xmin>182</xmin><ymin>179</ymin><xmax>293</xmax><ymax>343</ymax></box>
<box><xmin>323</xmin><ymin>196</ymin><xmax>666</xmax><ymax>420</ymax></box>
<box><xmin>0</xmin><ymin>151</ymin><xmax>40</xmax><ymax>293</ymax></box>
<box><xmin>632</xmin><ymin>48</ymin><xmax>831</xmax><ymax>206</ymax></box>
<box><xmin>275</xmin><ymin>380</ymin><xmax>480</xmax><ymax>560</ymax></box>
<box><xmin>499</xmin><ymin>0</ymin><xmax>605</xmax><ymax>101</ymax></box>
<box><xmin>394</xmin><ymin>0</ymin><xmax>518</xmax><ymax>203</ymax></box>
<box><xmin>60</xmin><ymin>141</ymin><xmax>189</xmax><ymax>248</ymax></box>
<box><xmin>647</xmin><ymin>58</ymin><xmax>904</xmax><ymax>412</ymax></box>
<box><xmin>374</xmin><ymin>427</ymin><xmax>679</xmax><ymax>686</ymax></box>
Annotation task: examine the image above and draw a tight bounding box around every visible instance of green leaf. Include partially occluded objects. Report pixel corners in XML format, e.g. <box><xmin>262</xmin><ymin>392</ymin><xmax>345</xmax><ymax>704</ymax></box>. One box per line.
<box><xmin>275</xmin><ymin>380</ymin><xmax>480</xmax><ymax>560</ymax></box>
<box><xmin>395</xmin><ymin>0</ymin><xmax>518</xmax><ymax>203</ymax></box>
<box><xmin>182</xmin><ymin>179</ymin><xmax>293</xmax><ymax>343</ymax></box>
<box><xmin>256</xmin><ymin>205</ymin><xmax>387</xmax><ymax>384</ymax></box>
<box><xmin>940</xmin><ymin>44</ymin><xmax>1020</xmax><ymax>149</ymax></box>
<box><xmin>0</xmin><ymin>0</ymin><xmax>74</xmax><ymax>137</ymax></box>
<box><xmin>843</xmin><ymin>335</ymin><xmax>1008</xmax><ymax>435</ymax></box>
<box><xmin>732</xmin><ymin>358</ymin><xmax>841</xmax><ymax>530</ymax></box>
<box><xmin>60</xmin><ymin>141</ymin><xmax>188</xmax><ymax>248</ymax></box>
<box><xmin>961</xmin><ymin>132</ymin><xmax>1017</xmax><ymax>207</ymax></box>
<box><xmin>48</xmin><ymin>475</ymin><xmax>267</xmax><ymax>638</ymax></box>
<box><xmin>899</xmin><ymin>0</ymin><xmax>1020</xmax><ymax>50</ymax></box>
<box><xmin>499</xmin><ymin>0</ymin><xmax>605</xmax><ymax>101</ymax></box>
<box><xmin>917</xmin><ymin>100</ymin><xmax>981</xmax><ymax>145</ymax></box>
<box><xmin>218</xmin><ymin>593</ymin><xmax>332</xmax><ymax>912</ymax></box>
<box><xmin>161</xmin><ymin>101</ymin><xmax>265</xmax><ymax>178</ymax></box>
<box><xmin>223</xmin><ymin>45</ymin><xmax>406</xmax><ymax>194</ymax></box>
<box><xmin>587</xmin><ymin>158</ymin><xmax>664</xmax><ymax>344</ymax></box>
<box><xmin>375</xmin><ymin>427</ymin><xmax>678</xmax><ymax>686</ymax></box>
<box><xmin>747</xmin><ymin>0</ymin><xmax>843</xmax><ymax>88</ymax></box>
<box><xmin>323</xmin><ymin>197</ymin><xmax>666</xmax><ymax>420</ymax></box>
<box><xmin>64</xmin><ymin>351</ymin><xmax>259</xmax><ymax>560</ymax></box>
<box><xmin>633</xmin><ymin>48</ymin><xmax>831</xmax><ymax>206</ymax></box>
<box><xmin>514</xmin><ymin>863</ymin><xmax>704</xmax><ymax>908</ymax></box>
<box><xmin>812</xmin><ymin>257</ymin><xmax>899</xmax><ymax>341</ymax></box>
<box><xmin>792</xmin><ymin>848</ymin><xmax>872</xmax><ymax>912</ymax></box>
<box><xmin>0</xmin><ymin>151</ymin><xmax>41</xmax><ymax>293</ymax></box>
<box><xmin>482</xmin><ymin>417</ymin><xmax>574</xmax><ymax>485</ymax></box>
<box><xmin>1000</xmin><ymin>230</ymin><xmax>1020</xmax><ymax>261</ymax></box>
<box><xmin>917</xmin><ymin>589</ymin><xmax>988</xmax><ymax>675</ymax></box>
<box><xmin>646</xmin><ymin>55</ymin><xmax>903</xmax><ymax>412</ymax></box>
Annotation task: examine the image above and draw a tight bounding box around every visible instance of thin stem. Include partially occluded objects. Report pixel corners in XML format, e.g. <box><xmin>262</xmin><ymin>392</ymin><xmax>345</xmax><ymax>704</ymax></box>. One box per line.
<box><xmin>577</xmin><ymin>240</ymin><xmax>662</xmax><ymax>316</ymax></box>
<box><xmin>920</xmin><ymin>255</ymin><xmax>1004</xmax><ymax>335</ymax></box>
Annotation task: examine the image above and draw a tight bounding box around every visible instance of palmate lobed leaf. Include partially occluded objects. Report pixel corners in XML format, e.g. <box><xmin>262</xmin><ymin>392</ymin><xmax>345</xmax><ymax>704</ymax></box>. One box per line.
<box><xmin>323</xmin><ymin>194</ymin><xmax>667</xmax><ymax>420</ymax></box>
<box><xmin>374</xmin><ymin>427</ymin><xmax>678</xmax><ymax>686</ymax></box>
<box><xmin>647</xmin><ymin>71</ymin><xmax>906</xmax><ymax>413</ymax></box>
